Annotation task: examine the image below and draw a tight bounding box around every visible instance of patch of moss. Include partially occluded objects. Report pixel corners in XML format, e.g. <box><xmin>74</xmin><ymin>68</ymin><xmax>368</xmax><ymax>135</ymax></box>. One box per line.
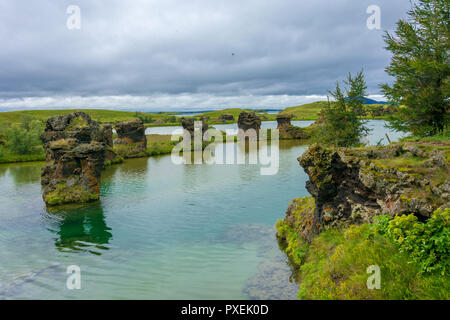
<box><xmin>276</xmin><ymin>197</ymin><xmax>317</xmax><ymax>266</ymax></box>
<box><xmin>49</xmin><ymin>138</ymin><xmax>76</xmax><ymax>149</ymax></box>
<box><xmin>44</xmin><ymin>182</ymin><xmax>99</xmax><ymax>206</ymax></box>
<box><xmin>65</xmin><ymin>116</ymin><xmax>89</xmax><ymax>131</ymax></box>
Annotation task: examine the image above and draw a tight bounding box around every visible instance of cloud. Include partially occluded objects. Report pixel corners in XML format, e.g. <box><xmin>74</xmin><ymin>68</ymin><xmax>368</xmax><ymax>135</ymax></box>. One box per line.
<box><xmin>0</xmin><ymin>94</ymin><xmax>328</xmax><ymax>111</ymax></box>
<box><xmin>0</xmin><ymin>0</ymin><xmax>410</xmax><ymax>110</ymax></box>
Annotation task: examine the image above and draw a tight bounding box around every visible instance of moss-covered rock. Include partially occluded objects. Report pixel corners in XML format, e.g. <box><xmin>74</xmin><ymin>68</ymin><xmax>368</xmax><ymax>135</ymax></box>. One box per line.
<box><xmin>276</xmin><ymin>114</ymin><xmax>311</xmax><ymax>140</ymax></box>
<box><xmin>297</xmin><ymin>142</ymin><xmax>449</xmax><ymax>230</ymax></box>
<box><xmin>44</xmin><ymin>182</ymin><xmax>99</xmax><ymax>206</ymax></box>
<box><xmin>113</xmin><ymin>119</ymin><xmax>147</xmax><ymax>158</ymax></box>
<box><xmin>40</xmin><ymin>112</ymin><xmax>109</xmax><ymax>206</ymax></box>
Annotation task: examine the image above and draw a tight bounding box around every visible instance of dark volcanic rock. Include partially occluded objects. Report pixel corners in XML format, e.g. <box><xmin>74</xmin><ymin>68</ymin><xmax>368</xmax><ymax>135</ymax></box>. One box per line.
<box><xmin>276</xmin><ymin>114</ymin><xmax>293</xmax><ymax>129</ymax></box>
<box><xmin>114</xmin><ymin>119</ymin><xmax>146</xmax><ymax>144</ymax></box>
<box><xmin>297</xmin><ymin>144</ymin><xmax>448</xmax><ymax>236</ymax></box>
<box><xmin>40</xmin><ymin>112</ymin><xmax>109</xmax><ymax>206</ymax></box>
<box><xmin>237</xmin><ymin>111</ymin><xmax>261</xmax><ymax>132</ymax></box>
<box><xmin>113</xmin><ymin>119</ymin><xmax>147</xmax><ymax>158</ymax></box>
<box><xmin>101</xmin><ymin>124</ymin><xmax>113</xmax><ymax>147</ymax></box>
<box><xmin>180</xmin><ymin>117</ymin><xmax>208</xmax><ymax>135</ymax></box>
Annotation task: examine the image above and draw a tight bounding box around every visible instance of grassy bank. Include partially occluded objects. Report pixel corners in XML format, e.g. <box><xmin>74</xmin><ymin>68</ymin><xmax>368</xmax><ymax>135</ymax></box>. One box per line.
<box><xmin>0</xmin><ymin>152</ymin><xmax>45</xmax><ymax>164</ymax></box>
<box><xmin>146</xmin><ymin>134</ymin><xmax>177</xmax><ymax>156</ymax></box>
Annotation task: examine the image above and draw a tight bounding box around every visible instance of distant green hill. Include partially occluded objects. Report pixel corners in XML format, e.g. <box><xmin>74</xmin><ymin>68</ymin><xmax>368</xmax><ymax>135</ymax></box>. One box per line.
<box><xmin>279</xmin><ymin>101</ymin><xmax>328</xmax><ymax>120</ymax></box>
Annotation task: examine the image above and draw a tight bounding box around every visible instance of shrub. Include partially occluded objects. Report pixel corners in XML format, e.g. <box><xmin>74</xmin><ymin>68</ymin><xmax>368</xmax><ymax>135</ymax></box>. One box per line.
<box><xmin>5</xmin><ymin>120</ymin><xmax>44</xmax><ymax>155</ymax></box>
<box><xmin>374</xmin><ymin>209</ymin><xmax>450</xmax><ymax>275</ymax></box>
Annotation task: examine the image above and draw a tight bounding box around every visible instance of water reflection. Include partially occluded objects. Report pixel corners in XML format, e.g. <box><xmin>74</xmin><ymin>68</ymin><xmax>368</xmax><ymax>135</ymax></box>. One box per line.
<box><xmin>46</xmin><ymin>203</ymin><xmax>112</xmax><ymax>255</ymax></box>
<box><xmin>0</xmin><ymin>165</ymin><xmax>7</xmax><ymax>178</ymax></box>
<box><xmin>7</xmin><ymin>164</ymin><xmax>42</xmax><ymax>185</ymax></box>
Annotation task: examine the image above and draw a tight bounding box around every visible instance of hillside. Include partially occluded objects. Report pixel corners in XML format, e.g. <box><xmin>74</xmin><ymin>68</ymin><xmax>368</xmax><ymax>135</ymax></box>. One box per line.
<box><xmin>279</xmin><ymin>101</ymin><xmax>328</xmax><ymax>120</ymax></box>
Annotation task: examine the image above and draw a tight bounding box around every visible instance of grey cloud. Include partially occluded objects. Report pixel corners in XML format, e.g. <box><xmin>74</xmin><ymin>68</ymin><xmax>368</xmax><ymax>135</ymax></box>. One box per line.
<box><xmin>0</xmin><ymin>0</ymin><xmax>411</xmax><ymax>109</ymax></box>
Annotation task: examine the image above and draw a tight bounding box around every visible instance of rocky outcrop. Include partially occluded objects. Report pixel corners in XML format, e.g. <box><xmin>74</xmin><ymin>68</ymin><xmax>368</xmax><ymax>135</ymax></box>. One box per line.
<box><xmin>113</xmin><ymin>119</ymin><xmax>147</xmax><ymax>158</ymax></box>
<box><xmin>276</xmin><ymin>114</ymin><xmax>309</xmax><ymax>139</ymax></box>
<box><xmin>179</xmin><ymin>117</ymin><xmax>210</xmax><ymax>151</ymax></box>
<box><xmin>218</xmin><ymin>114</ymin><xmax>234</xmax><ymax>122</ymax></box>
<box><xmin>181</xmin><ymin>117</ymin><xmax>208</xmax><ymax>135</ymax></box>
<box><xmin>40</xmin><ymin>112</ymin><xmax>109</xmax><ymax>206</ymax></box>
<box><xmin>292</xmin><ymin>143</ymin><xmax>449</xmax><ymax>237</ymax></box>
<box><xmin>276</xmin><ymin>114</ymin><xmax>293</xmax><ymax>129</ymax></box>
<box><xmin>237</xmin><ymin>111</ymin><xmax>261</xmax><ymax>132</ymax></box>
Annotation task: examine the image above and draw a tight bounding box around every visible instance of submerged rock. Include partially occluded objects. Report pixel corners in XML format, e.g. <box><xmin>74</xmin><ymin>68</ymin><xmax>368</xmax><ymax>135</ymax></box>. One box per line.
<box><xmin>244</xmin><ymin>257</ymin><xmax>299</xmax><ymax>300</ymax></box>
<box><xmin>113</xmin><ymin>118</ymin><xmax>147</xmax><ymax>158</ymax></box>
<box><xmin>40</xmin><ymin>112</ymin><xmax>109</xmax><ymax>206</ymax></box>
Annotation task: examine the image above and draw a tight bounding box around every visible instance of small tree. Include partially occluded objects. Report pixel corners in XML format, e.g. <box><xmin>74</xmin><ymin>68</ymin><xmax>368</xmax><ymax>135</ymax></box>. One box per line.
<box><xmin>6</xmin><ymin>120</ymin><xmax>44</xmax><ymax>155</ymax></box>
<box><xmin>381</xmin><ymin>0</ymin><xmax>449</xmax><ymax>136</ymax></box>
<box><xmin>316</xmin><ymin>71</ymin><xmax>370</xmax><ymax>147</ymax></box>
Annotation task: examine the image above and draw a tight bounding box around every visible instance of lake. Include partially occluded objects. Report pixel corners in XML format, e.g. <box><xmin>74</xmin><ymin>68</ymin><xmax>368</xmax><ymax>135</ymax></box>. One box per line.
<box><xmin>0</xmin><ymin>121</ymin><xmax>403</xmax><ymax>299</ymax></box>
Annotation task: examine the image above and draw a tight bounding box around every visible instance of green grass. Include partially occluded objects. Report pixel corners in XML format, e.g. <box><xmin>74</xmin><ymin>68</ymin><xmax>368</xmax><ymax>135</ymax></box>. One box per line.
<box><xmin>146</xmin><ymin>134</ymin><xmax>177</xmax><ymax>156</ymax></box>
<box><xmin>371</xmin><ymin>156</ymin><xmax>426</xmax><ymax>169</ymax></box>
<box><xmin>400</xmin><ymin>133</ymin><xmax>450</xmax><ymax>143</ymax></box>
<box><xmin>296</xmin><ymin>224</ymin><xmax>449</xmax><ymax>300</ymax></box>
<box><xmin>0</xmin><ymin>152</ymin><xmax>45</xmax><ymax>164</ymax></box>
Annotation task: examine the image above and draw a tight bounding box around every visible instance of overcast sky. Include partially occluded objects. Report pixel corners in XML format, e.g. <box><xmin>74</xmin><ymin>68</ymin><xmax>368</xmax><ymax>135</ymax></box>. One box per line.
<box><xmin>0</xmin><ymin>0</ymin><xmax>411</xmax><ymax>111</ymax></box>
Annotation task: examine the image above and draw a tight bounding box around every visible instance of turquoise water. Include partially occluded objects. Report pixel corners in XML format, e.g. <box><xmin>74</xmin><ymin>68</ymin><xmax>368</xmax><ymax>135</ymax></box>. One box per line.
<box><xmin>0</xmin><ymin>121</ymin><xmax>403</xmax><ymax>299</ymax></box>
